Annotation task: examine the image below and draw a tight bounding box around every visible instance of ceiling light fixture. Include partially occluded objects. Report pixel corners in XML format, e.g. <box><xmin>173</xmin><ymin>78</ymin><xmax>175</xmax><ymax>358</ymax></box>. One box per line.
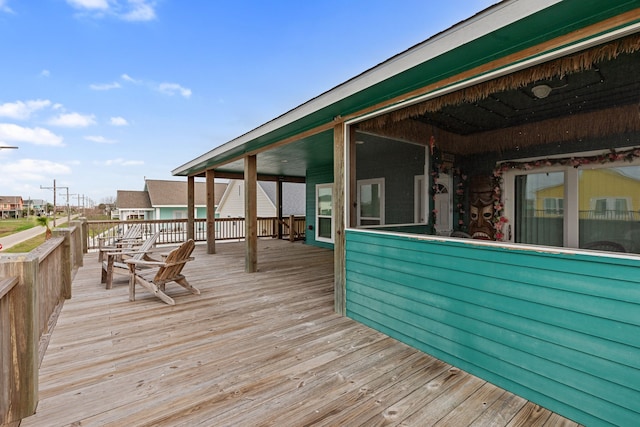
<box><xmin>531</xmin><ymin>84</ymin><xmax>553</xmax><ymax>99</ymax></box>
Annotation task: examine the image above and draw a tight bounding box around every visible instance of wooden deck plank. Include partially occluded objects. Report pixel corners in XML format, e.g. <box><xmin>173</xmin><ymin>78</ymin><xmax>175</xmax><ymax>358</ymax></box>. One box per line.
<box><xmin>20</xmin><ymin>240</ymin><xmax>581</xmax><ymax>427</ymax></box>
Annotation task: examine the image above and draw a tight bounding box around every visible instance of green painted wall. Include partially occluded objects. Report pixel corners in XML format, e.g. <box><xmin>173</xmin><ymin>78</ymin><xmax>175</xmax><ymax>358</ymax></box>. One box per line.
<box><xmin>155</xmin><ymin>207</ymin><xmax>207</xmax><ymax>220</ymax></box>
<box><xmin>306</xmin><ymin>165</ymin><xmax>334</xmax><ymax>249</ymax></box>
<box><xmin>356</xmin><ymin>136</ymin><xmax>425</xmax><ymax>225</ymax></box>
<box><xmin>345</xmin><ymin>229</ymin><xmax>640</xmax><ymax>427</ymax></box>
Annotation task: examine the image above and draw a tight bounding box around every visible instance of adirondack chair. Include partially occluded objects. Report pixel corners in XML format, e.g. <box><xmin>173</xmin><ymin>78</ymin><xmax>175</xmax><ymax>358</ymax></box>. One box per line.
<box><xmin>98</xmin><ymin>224</ymin><xmax>143</xmax><ymax>263</ymax></box>
<box><xmin>125</xmin><ymin>239</ymin><xmax>199</xmax><ymax>305</ymax></box>
<box><xmin>101</xmin><ymin>231</ymin><xmax>161</xmax><ymax>289</ymax></box>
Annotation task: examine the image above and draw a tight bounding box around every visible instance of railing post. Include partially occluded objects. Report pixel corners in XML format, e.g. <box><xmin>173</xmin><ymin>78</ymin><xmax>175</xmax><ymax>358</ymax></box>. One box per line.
<box><xmin>53</xmin><ymin>228</ymin><xmax>72</xmax><ymax>300</ymax></box>
<box><xmin>79</xmin><ymin>217</ymin><xmax>88</xmax><ymax>254</ymax></box>
<box><xmin>0</xmin><ymin>258</ymin><xmax>39</xmax><ymax>424</ymax></box>
<box><xmin>289</xmin><ymin>215</ymin><xmax>295</xmax><ymax>242</ymax></box>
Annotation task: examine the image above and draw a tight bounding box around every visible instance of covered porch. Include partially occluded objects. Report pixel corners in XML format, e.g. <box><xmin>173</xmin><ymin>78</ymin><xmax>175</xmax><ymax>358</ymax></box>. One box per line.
<box><xmin>20</xmin><ymin>239</ymin><xmax>577</xmax><ymax>426</ymax></box>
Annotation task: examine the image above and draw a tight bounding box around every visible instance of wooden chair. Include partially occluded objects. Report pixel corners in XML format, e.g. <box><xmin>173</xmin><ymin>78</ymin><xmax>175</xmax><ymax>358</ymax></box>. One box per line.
<box><xmin>125</xmin><ymin>239</ymin><xmax>199</xmax><ymax>305</ymax></box>
<box><xmin>101</xmin><ymin>231</ymin><xmax>161</xmax><ymax>289</ymax></box>
<box><xmin>98</xmin><ymin>224</ymin><xmax>143</xmax><ymax>263</ymax></box>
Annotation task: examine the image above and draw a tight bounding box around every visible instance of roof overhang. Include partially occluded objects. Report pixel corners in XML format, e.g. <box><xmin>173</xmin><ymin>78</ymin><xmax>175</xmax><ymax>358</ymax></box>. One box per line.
<box><xmin>173</xmin><ymin>0</ymin><xmax>640</xmax><ymax>178</ymax></box>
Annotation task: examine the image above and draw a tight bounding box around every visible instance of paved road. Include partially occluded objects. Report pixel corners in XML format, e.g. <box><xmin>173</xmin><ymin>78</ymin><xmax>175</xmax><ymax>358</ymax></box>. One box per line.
<box><xmin>0</xmin><ymin>216</ymin><xmax>78</xmax><ymax>251</ymax></box>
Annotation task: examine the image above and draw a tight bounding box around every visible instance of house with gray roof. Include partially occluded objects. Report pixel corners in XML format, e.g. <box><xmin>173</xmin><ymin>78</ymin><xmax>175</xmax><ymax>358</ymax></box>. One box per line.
<box><xmin>116</xmin><ymin>179</ymin><xmax>227</xmax><ymax>220</ymax></box>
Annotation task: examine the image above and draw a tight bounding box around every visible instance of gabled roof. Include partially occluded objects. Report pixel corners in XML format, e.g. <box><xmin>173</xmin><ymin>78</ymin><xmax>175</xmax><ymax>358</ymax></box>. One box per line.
<box><xmin>144</xmin><ymin>179</ymin><xmax>227</xmax><ymax>207</ymax></box>
<box><xmin>0</xmin><ymin>196</ymin><xmax>23</xmax><ymax>204</ymax></box>
<box><xmin>116</xmin><ymin>190</ymin><xmax>152</xmax><ymax>209</ymax></box>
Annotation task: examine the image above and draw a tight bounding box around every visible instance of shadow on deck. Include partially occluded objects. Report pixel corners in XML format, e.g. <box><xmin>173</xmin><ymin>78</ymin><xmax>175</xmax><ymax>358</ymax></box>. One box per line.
<box><xmin>21</xmin><ymin>239</ymin><xmax>579</xmax><ymax>426</ymax></box>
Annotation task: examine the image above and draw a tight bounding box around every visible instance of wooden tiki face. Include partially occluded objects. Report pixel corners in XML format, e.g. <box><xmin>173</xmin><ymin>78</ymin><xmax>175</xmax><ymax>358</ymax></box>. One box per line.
<box><xmin>469</xmin><ymin>176</ymin><xmax>495</xmax><ymax>240</ymax></box>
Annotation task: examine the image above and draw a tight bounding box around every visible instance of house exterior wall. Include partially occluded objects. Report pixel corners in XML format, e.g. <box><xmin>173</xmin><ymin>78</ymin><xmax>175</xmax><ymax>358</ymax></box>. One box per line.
<box><xmin>306</xmin><ymin>166</ymin><xmax>334</xmax><ymax>249</ymax></box>
<box><xmin>154</xmin><ymin>206</ymin><xmax>206</xmax><ymax>220</ymax></box>
<box><xmin>356</xmin><ymin>137</ymin><xmax>426</xmax><ymax>225</ymax></box>
<box><xmin>345</xmin><ymin>229</ymin><xmax>640</xmax><ymax>426</ymax></box>
<box><xmin>216</xmin><ymin>181</ymin><xmax>275</xmax><ymax>218</ymax></box>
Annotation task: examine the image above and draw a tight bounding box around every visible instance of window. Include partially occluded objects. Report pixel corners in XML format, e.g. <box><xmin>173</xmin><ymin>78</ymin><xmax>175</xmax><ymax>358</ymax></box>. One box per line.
<box><xmin>504</xmin><ymin>158</ymin><xmax>640</xmax><ymax>254</ymax></box>
<box><xmin>543</xmin><ymin>198</ymin><xmax>564</xmax><ymax>215</ymax></box>
<box><xmin>316</xmin><ymin>183</ymin><xmax>334</xmax><ymax>243</ymax></box>
<box><xmin>357</xmin><ymin>178</ymin><xmax>385</xmax><ymax>227</ymax></box>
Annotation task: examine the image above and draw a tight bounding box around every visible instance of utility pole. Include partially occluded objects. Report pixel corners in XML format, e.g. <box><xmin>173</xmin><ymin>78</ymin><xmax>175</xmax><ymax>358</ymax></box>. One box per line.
<box><xmin>58</xmin><ymin>187</ymin><xmax>70</xmax><ymax>224</ymax></box>
<box><xmin>40</xmin><ymin>179</ymin><xmax>57</xmax><ymax>227</ymax></box>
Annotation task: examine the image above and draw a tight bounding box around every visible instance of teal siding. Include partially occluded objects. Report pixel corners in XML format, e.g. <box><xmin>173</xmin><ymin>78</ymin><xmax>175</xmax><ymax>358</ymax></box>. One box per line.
<box><xmin>306</xmin><ymin>166</ymin><xmax>334</xmax><ymax>249</ymax></box>
<box><xmin>345</xmin><ymin>230</ymin><xmax>640</xmax><ymax>427</ymax></box>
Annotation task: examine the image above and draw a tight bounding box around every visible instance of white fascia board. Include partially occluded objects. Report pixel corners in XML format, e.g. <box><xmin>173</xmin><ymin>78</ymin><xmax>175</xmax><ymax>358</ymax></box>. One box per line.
<box><xmin>173</xmin><ymin>0</ymin><xmax>560</xmax><ymax>176</ymax></box>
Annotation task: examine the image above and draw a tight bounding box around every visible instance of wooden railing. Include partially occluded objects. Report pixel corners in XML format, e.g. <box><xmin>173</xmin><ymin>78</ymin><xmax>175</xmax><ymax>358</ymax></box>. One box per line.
<box><xmin>86</xmin><ymin>216</ymin><xmax>306</xmax><ymax>250</ymax></box>
<box><xmin>0</xmin><ymin>220</ymin><xmax>85</xmax><ymax>425</ymax></box>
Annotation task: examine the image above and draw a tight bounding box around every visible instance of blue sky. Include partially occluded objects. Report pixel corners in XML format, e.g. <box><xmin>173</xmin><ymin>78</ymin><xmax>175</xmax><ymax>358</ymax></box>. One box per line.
<box><xmin>0</xmin><ymin>0</ymin><xmax>498</xmax><ymax>206</ymax></box>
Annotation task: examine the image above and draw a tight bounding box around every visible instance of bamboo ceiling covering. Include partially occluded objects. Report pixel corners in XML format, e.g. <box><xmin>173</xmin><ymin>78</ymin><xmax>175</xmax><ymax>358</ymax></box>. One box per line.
<box><xmin>358</xmin><ymin>33</ymin><xmax>640</xmax><ymax>156</ymax></box>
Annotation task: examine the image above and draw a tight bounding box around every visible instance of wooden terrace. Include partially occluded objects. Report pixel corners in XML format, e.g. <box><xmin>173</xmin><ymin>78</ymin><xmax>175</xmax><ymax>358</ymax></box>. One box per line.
<box><xmin>21</xmin><ymin>239</ymin><xmax>580</xmax><ymax>426</ymax></box>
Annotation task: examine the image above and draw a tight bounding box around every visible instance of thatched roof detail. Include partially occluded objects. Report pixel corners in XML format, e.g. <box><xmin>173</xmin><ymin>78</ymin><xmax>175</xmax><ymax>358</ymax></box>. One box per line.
<box><xmin>359</xmin><ymin>33</ymin><xmax>640</xmax><ymax>130</ymax></box>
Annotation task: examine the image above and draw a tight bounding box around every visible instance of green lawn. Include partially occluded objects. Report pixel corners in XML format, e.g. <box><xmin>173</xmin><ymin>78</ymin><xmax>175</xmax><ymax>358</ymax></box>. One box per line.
<box><xmin>2</xmin><ymin>233</ymin><xmax>46</xmax><ymax>253</ymax></box>
<box><xmin>0</xmin><ymin>218</ymin><xmax>38</xmax><ymax>237</ymax></box>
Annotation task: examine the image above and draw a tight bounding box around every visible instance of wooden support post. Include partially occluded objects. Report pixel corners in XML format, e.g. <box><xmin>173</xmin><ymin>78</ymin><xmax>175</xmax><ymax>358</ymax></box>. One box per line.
<box><xmin>187</xmin><ymin>176</ymin><xmax>195</xmax><ymax>241</ymax></box>
<box><xmin>245</xmin><ymin>155</ymin><xmax>258</xmax><ymax>273</ymax></box>
<box><xmin>276</xmin><ymin>179</ymin><xmax>283</xmax><ymax>239</ymax></box>
<box><xmin>206</xmin><ymin>169</ymin><xmax>216</xmax><ymax>254</ymax></box>
<box><xmin>333</xmin><ymin>120</ymin><xmax>346</xmax><ymax>316</ymax></box>
<box><xmin>289</xmin><ymin>215</ymin><xmax>295</xmax><ymax>242</ymax></box>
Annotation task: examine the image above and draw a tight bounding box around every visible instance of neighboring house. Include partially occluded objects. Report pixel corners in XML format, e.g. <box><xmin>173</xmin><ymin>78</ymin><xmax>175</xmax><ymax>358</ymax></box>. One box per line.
<box><xmin>115</xmin><ymin>190</ymin><xmax>153</xmax><ymax>220</ymax></box>
<box><xmin>0</xmin><ymin>196</ymin><xmax>23</xmax><ymax>219</ymax></box>
<box><xmin>22</xmin><ymin>198</ymin><xmax>47</xmax><ymax>216</ymax></box>
<box><xmin>116</xmin><ymin>179</ymin><xmax>228</xmax><ymax>220</ymax></box>
<box><xmin>530</xmin><ymin>168</ymin><xmax>640</xmax><ymax>250</ymax></box>
<box><xmin>215</xmin><ymin>180</ymin><xmax>305</xmax><ymax>218</ymax></box>
<box><xmin>173</xmin><ymin>2</ymin><xmax>640</xmax><ymax>425</ymax></box>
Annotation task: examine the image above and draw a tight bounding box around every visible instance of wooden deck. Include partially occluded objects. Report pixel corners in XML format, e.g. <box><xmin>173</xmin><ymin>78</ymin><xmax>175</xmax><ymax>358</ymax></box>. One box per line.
<box><xmin>21</xmin><ymin>239</ymin><xmax>580</xmax><ymax>426</ymax></box>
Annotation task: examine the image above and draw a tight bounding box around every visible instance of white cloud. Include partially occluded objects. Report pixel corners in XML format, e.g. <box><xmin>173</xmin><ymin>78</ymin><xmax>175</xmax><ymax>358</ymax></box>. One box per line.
<box><xmin>0</xmin><ymin>99</ymin><xmax>52</xmax><ymax>120</ymax></box>
<box><xmin>2</xmin><ymin>159</ymin><xmax>71</xmax><ymax>181</ymax></box>
<box><xmin>121</xmin><ymin>73</ymin><xmax>192</xmax><ymax>99</ymax></box>
<box><xmin>66</xmin><ymin>0</ymin><xmax>157</xmax><ymax>21</ymax></box>
<box><xmin>0</xmin><ymin>0</ymin><xmax>13</xmax><ymax>13</ymax></box>
<box><xmin>90</xmin><ymin>81</ymin><xmax>121</xmax><ymax>91</ymax></box>
<box><xmin>48</xmin><ymin>112</ymin><xmax>96</xmax><ymax>128</ymax></box>
<box><xmin>122</xmin><ymin>0</ymin><xmax>156</xmax><ymax>21</ymax></box>
<box><xmin>84</xmin><ymin>135</ymin><xmax>117</xmax><ymax>144</ymax></box>
<box><xmin>158</xmin><ymin>83</ymin><xmax>192</xmax><ymax>98</ymax></box>
<box><xmin>102</xmin><ymin>158</ymin><xmax>144</xmax><ymax>166</ymax></box>
<box><xmin>121</xmin><ymin>73</ymin><xmax>141</xmax><ymax>84</ymax></box>
<box><xmin>40</xmin><ymin>69</ymin><xmax>51</xmax><ymax>77</ymax></box>
<box><xmin>66</xmin><ymin>0</ymin><xmax>109</xmax><ymax>10</ymax></box>
<box><xmin>109</xmin><ymin>116</ymin><xmax>128</xmax><ymax>126</ymax></box>
<box><xmin>0</xmin><ymin>123</ymin><xmax>64</xmax><ymax>146</ymax></box>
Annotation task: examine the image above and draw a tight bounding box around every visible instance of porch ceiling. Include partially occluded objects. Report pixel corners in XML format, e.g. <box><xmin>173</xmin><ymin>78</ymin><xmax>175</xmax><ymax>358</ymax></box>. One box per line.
<box><xmin>412</xmin><ymin>49</ymin><xmax>640</xmax><ymax>137</ymax></box>
<box><xmin>206</xmin><ymin>130</ymin><xmax>333</xmax><ymax>179</ymax></box>
<box><xmin>358</xmin><ymin>38</ymin><xmax>640</xmax><ymax>156</ymax></box>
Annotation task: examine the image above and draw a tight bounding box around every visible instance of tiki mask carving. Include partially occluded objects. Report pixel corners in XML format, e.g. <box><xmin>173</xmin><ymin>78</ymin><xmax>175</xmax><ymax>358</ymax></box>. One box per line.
<box><xmin>468</xmin><ymin>175</ymin><xmax>495</xmax><ymax>240</ymax></box>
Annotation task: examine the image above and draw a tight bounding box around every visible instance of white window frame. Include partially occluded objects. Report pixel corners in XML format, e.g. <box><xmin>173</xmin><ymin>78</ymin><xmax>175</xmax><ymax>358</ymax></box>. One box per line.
<box><xmin>414</xmin><ymin>175</ymin><xmax>426</xmax><ymax>223</ymax></box>
<box><xmin>315</xmin><ymin>183</ymin><xmax>334</xmax><ymax>244</ymax></box>
<box><xmin>357</xmin><ymin>178</ymin><xmax>385</xmax><ymax>227</ymax></box>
